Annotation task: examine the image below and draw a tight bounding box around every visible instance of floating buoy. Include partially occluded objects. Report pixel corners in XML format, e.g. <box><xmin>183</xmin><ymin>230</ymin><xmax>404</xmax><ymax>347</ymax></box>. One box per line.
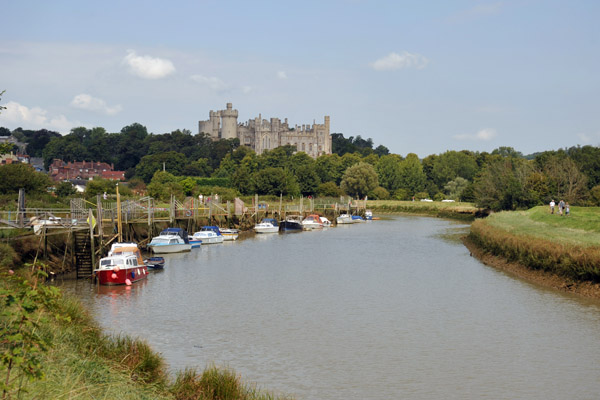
<box><xmin>131</xmin><ymin>271</ymin><xmax>135</xmax><ymax>279</ymax></box>
<box><xmin>114</xmin><ymin>266</ymin><xmax>120</xmax><ymax>272</ymax></box>
<box><xmin>111</xmin><ymin>273</ymin><xmax>117</xmax><ymax>279</ymax></box>
<box><xmin>125</xmin><ymin>278</ymin><xmax>132</xmax><ymax>286</ymax></box>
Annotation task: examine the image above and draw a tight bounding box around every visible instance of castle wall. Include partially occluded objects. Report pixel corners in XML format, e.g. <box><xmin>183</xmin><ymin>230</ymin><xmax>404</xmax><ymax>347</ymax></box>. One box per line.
<box><xmin>198</xmin><ymin>103</ymin><xmax>331</xmax><ymax>157</ymax></box>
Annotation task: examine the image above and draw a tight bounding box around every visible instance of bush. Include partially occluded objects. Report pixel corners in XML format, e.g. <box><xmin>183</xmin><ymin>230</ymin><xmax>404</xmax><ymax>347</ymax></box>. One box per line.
<box><xmin>369</xmin><ymin>186</ymin><xmax>390</xmax><ymax>200</ymax></box>
<box><xmin>317</xmin><ymin>181</ymin><xmax>342</xmax><ymax>197</ymax></box>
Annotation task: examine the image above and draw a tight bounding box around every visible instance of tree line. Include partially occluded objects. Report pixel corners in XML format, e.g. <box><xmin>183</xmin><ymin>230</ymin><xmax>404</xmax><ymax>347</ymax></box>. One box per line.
<box><xmin>2</xmin><ymin>123</ymin><xmax>600</xmax><ymax>211</ymax></box>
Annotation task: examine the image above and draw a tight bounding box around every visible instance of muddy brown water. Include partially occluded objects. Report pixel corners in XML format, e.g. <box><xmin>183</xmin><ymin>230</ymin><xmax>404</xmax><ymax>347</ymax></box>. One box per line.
<box><xmin>58</xmin><ymin>216</ymin><xmax>600</xmax><ymax>400</ymax></box>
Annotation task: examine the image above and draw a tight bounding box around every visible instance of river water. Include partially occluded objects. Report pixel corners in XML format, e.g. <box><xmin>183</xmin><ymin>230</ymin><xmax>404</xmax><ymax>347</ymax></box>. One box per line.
<box><xmin>59</xmin><ymin>216</ymin><xmax>600</xmax><ymax>399</ymax></box>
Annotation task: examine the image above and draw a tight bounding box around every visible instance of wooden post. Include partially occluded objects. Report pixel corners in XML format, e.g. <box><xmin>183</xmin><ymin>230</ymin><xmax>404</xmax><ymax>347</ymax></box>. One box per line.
<box><xmin>116</xmin><ymin>183</ymin><xmax>122</xmax><ymax>243</ymax></box>
<box><xmin>17</xmin><ymin>189</ymin><xmax>25</xmax><ymax>228</ymax></box>
<box><xmin>88</xmin><ymin>208</ymin><xmax>96</xmax><ymax>269</ymax></box>
<box><xmin>300</xmin><ymin>196</ymin><xmax>303</xmax><ymax>215</ymax></box>
<box><xmin>279</xmin><ymin>193</ymin><xmax>282</xmax><ymax>218</ymax></box>
<box><xmin>96</xmin><ymin>194</ymin><xmax>104</xmax><ymax>255</ymax></box>
<box><xmin>147</xmin><ymin>197</ymin><xmax>152</xmax><ymax>239</ymax></box>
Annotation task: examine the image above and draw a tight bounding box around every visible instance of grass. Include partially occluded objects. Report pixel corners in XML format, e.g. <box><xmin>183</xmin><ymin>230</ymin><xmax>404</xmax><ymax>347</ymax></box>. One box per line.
<box><xmin>1</xmin><ymin>271</ymin><xmax>294</xmax><ymax>400</ymax></box>
<box><xmin>469</xmin><ymin>206</ymin><xmax>600</xmax><ymax>282</ymax></box>
<box><xmin>366</xmin><ymin>200</ymin><xmax>480</xmax><ymax>220</ymax></box>
<box><xmin>482</xmin><ymin>206</ymin><xmax>600</xmax><ymax>248</ymax></box>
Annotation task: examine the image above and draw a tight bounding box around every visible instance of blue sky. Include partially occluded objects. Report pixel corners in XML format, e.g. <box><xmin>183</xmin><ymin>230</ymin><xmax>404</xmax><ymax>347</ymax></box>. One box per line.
<box><xmin>1</xmin><ymin>0</ymin><xmax>598</xmax><ymax>157</ymax></box>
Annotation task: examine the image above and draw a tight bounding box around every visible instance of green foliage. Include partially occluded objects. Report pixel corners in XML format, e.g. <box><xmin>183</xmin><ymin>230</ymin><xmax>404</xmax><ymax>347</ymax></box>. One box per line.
<box><xmin>294</xmin><ymin>165</ymin><xmax>320</xmax><ymax>196</ymax></box>
<box><xmin>317</xmin><ymin>181</ymin><xmax>342</xmax><ymax>197</ymax></box>
<box><xmin>376</xmin><ymin>154</ymin><xmax>402</xmax><ymax>192</ymax></box>
<box><xmin>398</xmin><ymin>153</ymin><xmax>427</xmax><ymax>195</ymax></box>
<box><xmin>393</xmin><ymin>188</ymin><xmax>410</xmax><ymax>200</ymax></box>
<box><xmin>1</xmin><ymin>267</ymin><xmax>64</xmax><ymax>398</ymax></box>
<box><xmin>182</xmin><ymin>158</ymin><xmax>212</xmax><ymax>177</ymax></box>
<box><xmin>0</xmin><ymin>243</ymin><xmax>17</xmax><ymax>269</ymax></box>
<box><xmin>136</xmin><ymin>151</ymin><xmax>188</xmax><ymax>183</ymax></box>
<box><xmin>340</xmin><ymin>162</ymin><xmax>379</xmax><ymax>198</ymax></box>
<box><xmin>0</xmin><ymin>164</ymin><xmax>52</xmax><ymax>195</ymax></box>
<box><xmin>147</xmin><ymin>171</ymin><xmax>183</xmax><ymax>201</ymax></box>
<box><xmin>474</xmin><ymin>157</ymin><xmax>537</xmax><ymax>211</ymax></box>
<box><xmin>368</xmin><ymin>186</ymin><xmax>390</xmax><ymax>200</ymax></box>
<box><xmin>443</xmin><ymin>177</ymin><xmax>469</xmax><ymax>200</ymax></box>
<box><xmin>84</xmin><ymin>178</ymin><xmax>117</xmax><ymax>199</ymax></box>
<box><xmin>232</xmin><ymin>166</ymin><xmax>254</xmax><ymax>195</ymax></box>
<box><xmin>315</xmin><ymin>154</ymin><xmax>344</xmax><ymax>184</ymax></box>
<box><xmin>196</xmin><ymin>177</ymin><xmax>231</xmax><ymax>187</ymax></box>
<box><xmin>55</xmin><ymin>181</ymin><xmax>77</xmax><ymax>198</ymax></box>
<box><xmin>252</xmin><ymin>167</ymin><xmax>299</xmax><ymax>196</ymax></box>
<box><xmin>590</xmin><ymin>185</ymin><xmax>600</xmax><ymax>206</ymax></box>
<box><xmin>0</xmin><ymin>143</ymin><xmax>13</xmax><ymax>155</ymax></box>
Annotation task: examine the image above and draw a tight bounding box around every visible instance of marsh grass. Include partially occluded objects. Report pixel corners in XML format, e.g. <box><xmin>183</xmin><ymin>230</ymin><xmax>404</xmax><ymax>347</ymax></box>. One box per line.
<box><xmin>470</xmin><ymin>207</ymin><xmax>600</xmax><ymax>281</ymax></box>
<box><xmin>2</xmin><ymin>278</ymin><xmax>293</xmax><ymax>400</ymax></box>
<box><xmin>366</xmin><ymin>200</ymin><xmax>479</xmax><ymax>220</ymax></box>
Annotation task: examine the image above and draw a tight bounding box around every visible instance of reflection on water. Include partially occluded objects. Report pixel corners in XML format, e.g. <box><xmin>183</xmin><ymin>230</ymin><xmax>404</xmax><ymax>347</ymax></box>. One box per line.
<box><xmin>58</xmin><ymin>216</ymin><xmax>600</xmax><ymax>400</ymax></box>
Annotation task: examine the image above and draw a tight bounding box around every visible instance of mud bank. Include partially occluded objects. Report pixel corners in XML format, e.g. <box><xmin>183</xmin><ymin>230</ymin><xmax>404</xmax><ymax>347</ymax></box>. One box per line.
<box><xmin>463</xmin><ymin>236</ymin><xmax>600</xmax><ymax>300</ymax></box>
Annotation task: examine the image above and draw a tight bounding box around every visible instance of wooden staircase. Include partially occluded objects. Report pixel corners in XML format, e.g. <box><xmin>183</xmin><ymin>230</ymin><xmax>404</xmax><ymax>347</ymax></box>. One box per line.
<box><xmin>74</xmin><ymin>231</ymin><xmax>93</xmax><ymax>278</ymax></box>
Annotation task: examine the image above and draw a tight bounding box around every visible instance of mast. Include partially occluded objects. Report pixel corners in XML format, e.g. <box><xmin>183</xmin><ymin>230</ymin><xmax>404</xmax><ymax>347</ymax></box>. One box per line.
<box><xmin>116</xmin><ymin>183</ymin><xmax>122</xmax><ymax>242</ymax></box>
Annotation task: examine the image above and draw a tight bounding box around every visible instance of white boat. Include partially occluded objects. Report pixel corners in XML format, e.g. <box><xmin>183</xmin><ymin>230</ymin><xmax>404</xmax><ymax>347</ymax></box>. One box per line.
<box><xmin>254</xmin><ymin>218</ymin><xmax>279</xmax><ymax>234</ymax></box>
<box><xmin>192</xmin><ymin>226</ymin><xmax>224</xmax><ymax>244</ymax></box>
<box><xmin>336</xmin><ymin>214</ymin><xmax>353</xmax><ymax>224</ymax></box>
<box><xmin>147</xmin><ymin>228</ymin><xmax>193</xmax><ymax>254</ymax></box>
<box><xmin>365</xmin><ymin>210</ymin><xmax>373</xmax><ymax>220</ymax></box>
<box><xmin>221</xmin><ymin>228</ymin><xmax>239</xmax><ymax>241</ymax></box>
<box><xmin>302</xmin><ymin>214</ymin><xmax>324</xmax><ymax>230</ymax></box>
<box><xmin>320</xmin><ymin>217</ymin><xmax>332</xmax><ymax>227</ymax></box>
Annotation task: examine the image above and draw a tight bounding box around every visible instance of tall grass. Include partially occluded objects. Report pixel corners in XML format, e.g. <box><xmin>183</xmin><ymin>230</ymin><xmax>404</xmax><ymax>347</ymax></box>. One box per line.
<box><xmin>2</xmin><ymin>276</ymin><xmax>294</xmax><ymax>399</ymax></box>
<box><xmin>470</xmin><ymin>208</ymin><xmax>600</xmax><ymax>281</ymax></box>
<box><xmin>367</xmin><ymin>200</ymin><xmax>479</xmax><ymax>220</ymax></box>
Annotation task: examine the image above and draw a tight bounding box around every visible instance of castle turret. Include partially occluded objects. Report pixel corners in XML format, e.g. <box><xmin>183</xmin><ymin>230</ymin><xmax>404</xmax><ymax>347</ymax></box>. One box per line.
<box><xmin>220</xmin><ymin>103</ymin><xmax>238</xmax><ymax>140</ymax></box>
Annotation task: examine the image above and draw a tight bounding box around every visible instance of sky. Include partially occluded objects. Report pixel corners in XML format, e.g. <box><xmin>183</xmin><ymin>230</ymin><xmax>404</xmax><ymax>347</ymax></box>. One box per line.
<box><xmin>1</xmin><ymin>0</ymin><xmax>599</xmax><ymax>157</ymax></box>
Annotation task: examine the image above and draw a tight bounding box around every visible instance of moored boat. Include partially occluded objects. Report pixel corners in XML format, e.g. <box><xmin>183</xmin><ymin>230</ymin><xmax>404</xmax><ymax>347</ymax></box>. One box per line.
<box><xmin>302</xmin><ymin>214</ymin><xmax>324</xmax><ymax>230</ymax></box>
<box><xmin>365</xmin><ymin>210</ymin><xmax>373</xmax><ymax>220</ymax></box>
<box><xmin>147</xmin><ymin>228</ymin><xmax>192</xmax><ymax>254</ymax></box>
<box><xmin>336</xmin><ymin>214</ymin><xmax>353</xmax><ymax>224</ymax></box>
<box><xmin>351</xmin><ymin>215</ymin><xmax>366</xmax><ymax>223</ymax></box>
<box><xmin>144</xmin><ymin>256</ymin><xmax>165</xmax><ymax>269</ymax></box>
<box><xmin>254</xmin><ymin>218</ymin><xmax>279</xmax><ymax>234</ymax></box>
<box><xmin>192</xmin><ymin>226</ymin><xmax>224</xmax><ymax>244</ymax></box>
<box><xmin>280</xmin><ymin>215</ymin><xmax>303</xmax><ymax>232</ymax></box>
<box><xmin>95</xmin><ymin>243</ymin><xmax>148</xmax><ymax>285</ymax></box>
<box><xmin>221</xmin><ymin>228</ymin><xmax>239</xmax><ymax>241</ymax></box>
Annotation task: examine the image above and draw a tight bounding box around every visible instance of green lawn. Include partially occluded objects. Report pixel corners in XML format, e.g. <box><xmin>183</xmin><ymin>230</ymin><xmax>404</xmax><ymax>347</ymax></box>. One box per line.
<box><xmin>484</xmin><ymin>206</ymin><xmax>600</xmax><ymax>248</ymax></box>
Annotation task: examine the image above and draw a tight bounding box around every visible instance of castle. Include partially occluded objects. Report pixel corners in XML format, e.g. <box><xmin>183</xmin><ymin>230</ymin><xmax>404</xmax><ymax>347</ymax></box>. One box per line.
<box><xmin>198</xmin><ymin>103</ymin><xmax>332</xmax><ymax>158</ymax></box>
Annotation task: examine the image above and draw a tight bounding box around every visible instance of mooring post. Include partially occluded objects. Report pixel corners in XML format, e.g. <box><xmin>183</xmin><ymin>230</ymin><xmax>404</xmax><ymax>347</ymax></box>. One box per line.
<box><xmin>88</xmin><ymin>208</ymin><xmax>96</xmax><ymax>269</ymax></box>
<box><xmin>96</xmin><ymin>194</ymin><xmax>104</xmax><ymax>255</ymax></box>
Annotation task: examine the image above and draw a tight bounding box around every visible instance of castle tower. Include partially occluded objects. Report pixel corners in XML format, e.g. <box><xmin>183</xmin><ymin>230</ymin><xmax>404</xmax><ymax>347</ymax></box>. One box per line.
<box><xmin>220</xmin><ymin>103</ymin><xmax>238</xmax><ymax>140</ymax></box>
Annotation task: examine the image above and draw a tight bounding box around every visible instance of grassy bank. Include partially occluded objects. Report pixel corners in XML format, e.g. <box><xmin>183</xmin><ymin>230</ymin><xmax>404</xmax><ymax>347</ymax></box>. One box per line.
<box><xmin>1</xmin><ymin>268</ymin><xmax>293</xmax><ymax>400</ymax></box>
<box><xmin>469</xmin><ymin>206</ymin><xmax>600</xmax><ymax>282</ymax></box>
<box><xmin>366</xmin><ymin>200</ymin><xmax>481</xmax><ymax>220</ymax></box>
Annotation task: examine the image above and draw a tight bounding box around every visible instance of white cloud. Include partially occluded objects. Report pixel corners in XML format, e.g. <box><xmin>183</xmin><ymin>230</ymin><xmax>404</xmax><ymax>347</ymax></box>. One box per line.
<box><xmin>190</xmin><ymin>74</ymin><xmax>228</xmax><ymax>91</ymax></box>
<box><xmin>0</xmin><ymin>101</ymin><xmax>77</xmax><ymax>133</ymax></box>
<box><xmin>70</xmin><ymin>94</ymin><xmax>122</xmax><ymax>115</ymax></box>
<box><xmin>577</xmin><ymin>132</ymin><xmax>600</xmax><ymax>144</ymax></box>
<box><xmin>123</xmin><ymin>50</ymin><xmax>175</xmax><ymax>79</ymax></box>
<box><xmin>277</xmin><ymin>71</ymin><xmax>288</xmax><ymax>79</ymax></box>
<box><xmin>454</xmin><ymin>128</ymin><xmax>497</xmax><ymax>141</ymax></box>
<box><xmin>370</xmin><ymin>51</ymin><xmax>429</xmax><ymax>71</ymax></box>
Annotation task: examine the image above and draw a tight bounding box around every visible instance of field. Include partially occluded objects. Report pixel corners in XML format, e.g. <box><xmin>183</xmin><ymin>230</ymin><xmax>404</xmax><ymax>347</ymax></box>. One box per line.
<box><xmin>469</xmin><ymin>206</ymin><xmax>600</xmax><ymax>283</ymax></box>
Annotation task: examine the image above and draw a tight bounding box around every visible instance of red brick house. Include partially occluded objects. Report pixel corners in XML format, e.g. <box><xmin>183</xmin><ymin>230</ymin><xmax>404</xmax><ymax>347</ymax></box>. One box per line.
<box><xmin>49</xmin><ymin>159</ymin><xmax>125</xmax><ymax>181</ymax></box>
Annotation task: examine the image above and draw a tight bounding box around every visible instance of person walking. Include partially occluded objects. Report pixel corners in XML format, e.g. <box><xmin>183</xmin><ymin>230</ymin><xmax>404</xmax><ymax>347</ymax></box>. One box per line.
<box><xmin>565</xmin><ymin>202</ymin><xmax>570</xmax><ymax>216</ymax></box>
<box><xmin>559</xmin><ymin>199</ymin><xmax>565</xmax><ymax>216</ymax></box>
<box><xmin>549</xmin><ymin>199</ymin><xmax>555</xmax><ymax>214</ymax></box>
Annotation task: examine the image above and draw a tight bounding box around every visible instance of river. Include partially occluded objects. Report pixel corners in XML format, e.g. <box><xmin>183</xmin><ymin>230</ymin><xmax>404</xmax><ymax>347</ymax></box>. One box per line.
<box><xmin>58</xmin><ymin>216</ymin><xmax>600</xmax><ymax>399</ymax></box>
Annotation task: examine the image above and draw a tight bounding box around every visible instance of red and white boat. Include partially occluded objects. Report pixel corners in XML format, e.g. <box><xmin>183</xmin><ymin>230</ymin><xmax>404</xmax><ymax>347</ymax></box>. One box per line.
<box><xmin>94</xmin><ymin>243</ymin><xmax>148</xmax><ymax>285</ymax></box>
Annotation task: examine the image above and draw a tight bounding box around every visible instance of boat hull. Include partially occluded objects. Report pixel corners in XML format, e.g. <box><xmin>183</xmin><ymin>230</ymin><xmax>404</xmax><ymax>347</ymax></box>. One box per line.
<box><xmin>96</xmin><ymin>266</ymin><xmax>148</xmax><ymax>285</ymax></box>
<box><xmin>279</xmin><ymin>221</ymin><xmax>303</xmax><ymax>231</ymax></box>
<box><xmin>149</xmin><ymin>243</ymin><xmax>192</xmax><ymax>254</ymax></box>
<box><xmin>254</xmin><ymin>225</ymin><xmax>279</xmax><ymax>234</ymax></box>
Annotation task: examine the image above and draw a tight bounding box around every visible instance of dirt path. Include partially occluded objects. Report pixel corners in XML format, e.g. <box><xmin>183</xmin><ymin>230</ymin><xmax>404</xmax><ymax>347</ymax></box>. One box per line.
<box><xmin>462</xmin><ymin>236</ymin><xmax>600</xmax><ymax>300</ymax></box>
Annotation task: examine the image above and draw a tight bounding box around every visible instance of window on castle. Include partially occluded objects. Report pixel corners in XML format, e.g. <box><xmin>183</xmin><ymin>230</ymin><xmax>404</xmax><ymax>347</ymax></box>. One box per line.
<box><xmin>302</xmin><ymin>143</ymin><xmax>305</xmax><ymax>151</ymax></box>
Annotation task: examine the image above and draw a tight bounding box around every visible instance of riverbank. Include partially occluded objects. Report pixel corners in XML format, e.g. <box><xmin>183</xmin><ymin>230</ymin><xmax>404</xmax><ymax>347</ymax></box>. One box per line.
<box><xmin>466</xmin><ymin>206</ymin><xmax>600</xmax><ymax>299</ymax></box>
<box><xmin>366</xmin><ymin>200</ymin><xmax>483</xmax><ymax>221</ymax></box>
<box><xmin>0</xmin><ymin>268</ymin><xmax>294</xmax><ymax>400</ymax></box>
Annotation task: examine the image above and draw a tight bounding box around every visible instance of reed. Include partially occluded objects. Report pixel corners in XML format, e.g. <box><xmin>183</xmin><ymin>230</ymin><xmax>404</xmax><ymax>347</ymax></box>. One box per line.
<box><xmin>1</xmin><ymin>275</ymin><xmax>293</xmax><ymax>399</ymax></box>
<box><xmin>470</xmin><ymin>208</ymin><xmax>600</xmax><ymax>281</ymax></box>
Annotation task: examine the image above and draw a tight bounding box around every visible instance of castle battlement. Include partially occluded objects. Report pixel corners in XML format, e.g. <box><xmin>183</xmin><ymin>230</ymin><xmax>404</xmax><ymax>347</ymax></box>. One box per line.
<box><xmin>199</xmin><ymin>103</ymin><xmax>332</xmax><ymax>157</ymax></box>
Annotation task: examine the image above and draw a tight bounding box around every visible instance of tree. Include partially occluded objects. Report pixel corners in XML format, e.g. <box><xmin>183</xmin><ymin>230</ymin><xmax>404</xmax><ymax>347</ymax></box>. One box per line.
<box><xmin>55</xmin><ymin>181</ymin><xmax>77</xmax><ymax>197</ymax></box>
<box><xmin>543</xmin><ymin>155</ymin><xmax>588</xmax><ymax>203</ymax></box>
<box><xmin>374</xmin><ymin>145</ymin><xmax>390</xmax><ymax>157</ymax></box>
<box><xmin>317</xmin><ymin>181</ymin><xmax>342</xmax><ymax>197</ymax></box>
<box><xmin>315</xmin><ymin>154</ymin><xmax>344</xmax><ymax>184</ymax></box>
<box><xmin>252</xmin><ymin>167</ymin><xmax>299</xmax><ymax>196</ymax></box>
<box><xmin>444</xmin><ymin>177</ymin><xmax>469</xmax><ymax>200</ymax></box>
<box><xmin>398</xmin><ymin>153</ymin><xmax>426</xmax><ymax>195</ymax></box>
<box><xmin>295</xmin><ymin>165</ymin><xmax>321</xmax><ymax>196</ymax></box>
<box><xmin>0</xmin><ymin>164</ymin><xmax>52</xmax><ymax>194</ymax></box>
<box><xmin>474</xmin><ymin>157</ymin><xmax>536</xmax><ymax>210</ymax></box>
<box><xmin>146</xmin><ymin>171</ymin><xmax>183</xmax><ymax>201</ymax></box>
<box><xmin>232</xmin><ymin>166</ymin><xmax>254</xmax><ymax>195</ymax></box>
<box><xmin>340</xmin><ymin>162</ymin><xmax>379</xmax><ymax>198</ymax></box>
<box><xmin>376</xmin><ymin>154</ymin><xmax>402</xmax><ymax>192</ymax></box>
<box><xmin>135</xmin><ymin>151</ymin><xmax>187</xmax><ymax>183</ymax></box>
<box><xmin>182</xmin><ymin>158</ymin><xmax>212</xmax><ymax>177</ymax></box>
<box><xmin>430</xmin><ymin>150</ymin><xmax>479</xmax><ymax>188</ymax></box>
